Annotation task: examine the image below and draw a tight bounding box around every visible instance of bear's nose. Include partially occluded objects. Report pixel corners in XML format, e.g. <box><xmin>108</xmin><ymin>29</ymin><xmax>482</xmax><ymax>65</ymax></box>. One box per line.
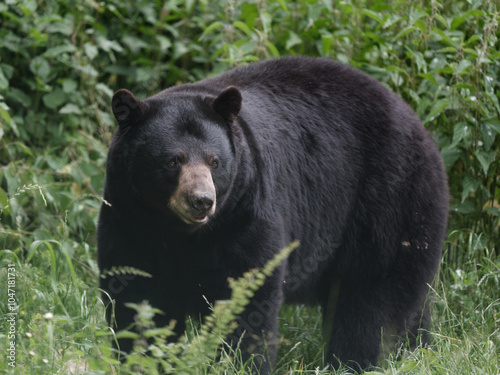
<box><xmin>189</xmin><ymin>194</ymin><xmax>214</xmax><ymax>214</ymax></box>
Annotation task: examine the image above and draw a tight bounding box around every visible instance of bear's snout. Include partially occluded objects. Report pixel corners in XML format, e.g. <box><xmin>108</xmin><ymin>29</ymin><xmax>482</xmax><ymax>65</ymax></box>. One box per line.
<box><xmin>169</xmin><ymin>163</ymin><xmax>216</xmax><ymax>225</ymax></box>
<box><xmin>188</xmin><ymin>193</ymin><xmax>214</xmax><ymax>215</ymax></box>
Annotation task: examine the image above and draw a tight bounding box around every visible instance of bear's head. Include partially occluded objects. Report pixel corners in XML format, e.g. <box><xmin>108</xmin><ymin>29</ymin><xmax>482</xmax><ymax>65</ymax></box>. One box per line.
<box><xmin>108</xmin><ymin>86</ymin><xmax>242</xmax><ymax>227</ymax></box>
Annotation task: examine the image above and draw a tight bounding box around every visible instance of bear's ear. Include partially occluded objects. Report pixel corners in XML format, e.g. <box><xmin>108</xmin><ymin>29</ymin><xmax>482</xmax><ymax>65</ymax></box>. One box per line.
<box><xmin>111</xmin><ymin>89</ymin><xmax>144</xmax><ymax>128</ymax></box>
<box><xmin>213</xmin><ymin>86</ymin><xmax>242</xmax><ymax>122</ymax></box>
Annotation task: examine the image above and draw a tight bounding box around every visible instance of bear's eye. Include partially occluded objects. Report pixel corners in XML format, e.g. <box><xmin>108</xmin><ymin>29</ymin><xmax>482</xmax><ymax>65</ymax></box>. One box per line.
<box><xmin>210</xmin><ymin>159</ymin><xmax>219</xmax><ymax>168</ymax></box>
<box><xmin>167</xmin><ymin>158</ymin><xmax>179</xmax><ymax>168</ymax></box>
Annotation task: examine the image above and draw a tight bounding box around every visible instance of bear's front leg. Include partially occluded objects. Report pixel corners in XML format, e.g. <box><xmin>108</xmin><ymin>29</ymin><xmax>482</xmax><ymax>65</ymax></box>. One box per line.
<box><xmin>228</xmin><ymin>266</ymin><xmax>285</xmax><ymax>374</ymax></box>
<box><xmin>98</xmin><ymin>206</ymin><xmax>187</xmax><ymax>356</ymax></box>
<box><xmin>101</xmin><ymin>273</ymin><xmax>187</xmax><ymax>356</ymax></box>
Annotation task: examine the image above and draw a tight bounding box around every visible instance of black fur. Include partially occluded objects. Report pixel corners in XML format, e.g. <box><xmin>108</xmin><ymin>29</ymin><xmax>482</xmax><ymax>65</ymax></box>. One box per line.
<box><xmin>98</xmin><ymin>56</ymin><xmax>449</xmax><ymax>373</ymax></box>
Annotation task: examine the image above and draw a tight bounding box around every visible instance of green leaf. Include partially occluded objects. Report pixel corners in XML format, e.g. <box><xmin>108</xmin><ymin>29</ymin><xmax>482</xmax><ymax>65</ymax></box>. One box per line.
<box><xmin>200</xmin><ymin>21</ymin><xmax>224</xmax><ymax>40</ymax></box>
<box><xmin>105</xmin><ymin>65</ymin><xmax>136</xmax><ymax>76</ymax></box>
<box><xmin>96</xmin><ymin>83</ymin><xmax>113</xmax><ymax>98</ymax></box>
<box><xmin>424</xmin><ymin>98</ymin><xmax>451</xmax><ymax>123</ymax></box>
<box><xmin>7</xmin><ymin>88</ymin><xmax>32</xmax><ymax>107</ymax></box>
<box><xmin>451</xmin><ymin>122</ymin><xmax>469</xmax><ymax>146</ymax></box>
<box><xmin>453</xmin><ymin>201</ymin><xmax>475</xmax><ymax>214</ymax></box>
<box><xmin>461</xmin><ymin>175</ymin><xmax>480</xmax><ymax>202</ymax></box>
<box><xmin>1</xmin><ymin>63</ymin><xmax>14</xmax><ymax>80</ymax></box>
<box><xmin>241</xmin><ymin>3</ymin><xmax>259</xmax><ymax>27</ymax></box>
<box><xmin>406</xmin><ymin>48</ymin><xmax>426</xmax><ymax>73</ymax></box>
<box><xmin>485</xmin><ymin>207</ymin><xmax>500</xmax><ymax>217</ymax></box>
<box><xmin>286</xmin><ymin>31</ymin><xmax>302</xmax><ymax>50</ymax></box>
<box><xmin>18</xmin><ymin>0</ymin><xmax>37</xmax><ymax>15</ymax></box>
<box><xmin>44</xmin><ymin>20</ymin><xmax>72</xmax><ymax>35</ymax></box>
<box><xmin>265</xmin><ymin>41</ymin><xmax>279</xmax><ymax>57</ymax></box>
<box><xmin>434</xmin><ymin>14</ymin><xmax>448</xmax><ymax>29</ymax></box>
<box><xmin>73</xmin><ymin>62</ymin><xmax>98</xmax><ymax>78</ymax></box>
<box><xmin>43</xmin><ymin>43</ymin><xmax>76</xmax><ymax>57</ymax></box>
<box><xmin>454</xmin><ymin>59</ymin><xmax>472</xmax><ymax>76</ymax></box>
<box><xmin>485</xmin><ymin>91</ymin><xmax>500</xmax><ymax>113</ymax></box>
<box><xmin>450</xmin><ymin>15</ymin><xmax>466</xmax><ymax>31</ymax></box>
<box><xmin>465</xmin><ymin>34</ymin><xmax>482</xmax><ymax>47</ymax></box>
<box><xmin>362</xmin><ymin>9</ymin><xmax>383</xmax><ymax>26</ymax></box>
<box><xmin>184</xmin><ymin>0</ymin><xmax>195</xmax><ymax>12</ymax></box>
<box><xmin>452</xmin><ymin>82</ymin><xmax>475</xmax><ymax>90</ymax></box>
<box><xmin>46</xmin><ymin>156</ymin><xmax>67</xmax><ymax>172</ymax></box>
<box><xmin>365</xmin><ymin>31</ymin><xmax>386</xmax><ymax>46</ymax></box>
<box><xmin>484</xmin><ymin>119</ymin><xmax>500</xmax><ymax>135</ymax></box>
<box><xmin>0</xmin><ymin>6</ymin><xmax>23</xmax><ymax>26</ymax></box>
<box><xmin>59</xmin><ymin>103</ymin><xmax>82</xmax><ymax>114</ymax></box>
<box><xmin>43</xmin><ymin>89</ymin><xmax>67</xmax><ymax>109</ymax></box>
<box><xmin>321</xmin><ymin>32</ymin><xmax>334</xmax><ymax>55</ymax></box>
<box><xmin>0</xmin><ymin>187</ymin><xmax>9</xmax><ymax>211</ymax></box>
<box><xmin>433</xmin><ymin>28</ymin><xmax>454</xmax><ymax>47</ymax></box>
<box><xmin>394</xmin><ymin>26</ymin><xmax>418</xmax><ymax>41</ymax></box>
<box><xmin>96</xmin><ymin>35</ymin><xmax>123</xmax><ymax>53</ymax></box>
<box><xmin>414</xmin><ymin>19</ymin><xmax>426</xmax><ymax>33</ymax></box>
<box><xmin>475</xmin><ymin>150</ymin><xmax>495</xmax><ymax>175</ymax></box>
<box><xmin>29</xmin><ymin>26</ymin><xmax>48</xmax><ymax>43</ymax></box>
<box><xmin>0</xmin><ymin>102</ymin><xmax>18</xmax><ymax>136</ymax></box>
<box><xmin>481</xmin><ymin>122</ymin><xmax>496</xmax><ymax>151</ymax></box>
<box><xmin>122</xmin><ymin>35</ymin><xmax>148</xmax><ymax>54</ymax></box>
<box><xmin>429</xmin><ymin>54</ymin><xmax>448</xmax><ymax>70</ymax></box>
<box><xmin>419</xmin><ymin>73</ymin><xmax>439</xmax><ymax>86</ymax></box>
<box><xmin>463</xmin><ymin>47</ymin><xmax>478</xmax><ymax>58</ymax></box>
<box><xmin>61</xmin><ymin>78</ymin><xmax>77</xmax><ymax>93</ymax></box>
<box><xmin>451</xmin><ymin>9</ymin><xmax>484</xmax><ymax>30</ymax></box>
<box><xmin>307</xmin><ymin>2</ymin><xmax>325</xmax><ymax>21</ymax></box>
<box><xmin>29</xmin><ymin>56</ymin><xmax>51</xmax><ymax>81</ymax></box>
<box><xmin>233</xmin><ymin>21</ymin><xmax>253</xmax><ymax>37</ymax></box>
<box><xmin>276</xmin><ymin>0</ymin><xmax>288</xmax><ymax>10</ymax></box>
<box><xmin>83</xmin><ymin>42</ymin><xmax>98</xmax><ymax>60</ymax></box>
<box><xmin>398</xmin><ymin>360</ymin><xmax>418</xmax><ymax>371</ymax></box>
<box><xmin>0</xmin><ymin>68</ymin><xmax>8</xmax><ymax>90</ymax></box>
<box><xmin>156</xmin><ymin>35</ymin><xmax>171</xmax><ymax>50</ymax></box>
<box><xmin>440</xmin><ymin>144</ymin><xmax>460</xmax><ymax>171</ymax></box>
<box><xmin>260</xmin><ymin>12</ymin><xmax>272</xmax><ymax>35</ymax></box>
<box><xmin>173</xmin><ymin>41</ymin><xmax>188</xmax><ymax>60</ymax></box>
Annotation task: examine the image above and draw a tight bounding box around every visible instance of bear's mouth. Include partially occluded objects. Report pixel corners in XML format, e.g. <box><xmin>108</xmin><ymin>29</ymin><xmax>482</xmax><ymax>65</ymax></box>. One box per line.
<box><xmin>190</xmin><ymin>214</ymin><xmax>209</xmax><ymax>224</ymax></box>
<box><xmin>168</xmin><ymin>200</ymin><xmax>214</xmax><ymax>226</ymax></box>
<box><xmin>177</xmin><ymin>212</ymin><xmax>210</xmax><ymax>226</ymax></box>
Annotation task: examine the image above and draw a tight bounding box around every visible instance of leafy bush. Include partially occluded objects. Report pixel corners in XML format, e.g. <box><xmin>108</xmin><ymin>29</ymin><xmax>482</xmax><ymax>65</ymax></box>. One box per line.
<box><xmin>0</xmin><ymin>0</ymin><xmax>498</xmax><ymax>374</ymax></box>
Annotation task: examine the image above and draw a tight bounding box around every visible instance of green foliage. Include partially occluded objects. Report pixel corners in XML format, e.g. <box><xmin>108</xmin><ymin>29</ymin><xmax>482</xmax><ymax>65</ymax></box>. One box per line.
<box><xmin>0</xmin><ymin>0</ymin><xmax>498</xmax><ymax>374</ymax></box>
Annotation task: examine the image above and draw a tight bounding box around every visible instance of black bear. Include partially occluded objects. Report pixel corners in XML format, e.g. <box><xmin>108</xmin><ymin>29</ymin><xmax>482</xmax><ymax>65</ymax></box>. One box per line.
<box><xmin>98</xmin><ymin>56</ymin><xmax>448</xmax><ymax>373</ymax></box>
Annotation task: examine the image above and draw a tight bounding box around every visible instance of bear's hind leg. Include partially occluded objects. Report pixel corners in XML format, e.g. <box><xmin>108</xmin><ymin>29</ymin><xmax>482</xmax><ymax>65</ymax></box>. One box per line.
<box><xmin>321</xmin><ymin>282</ymin><xmax>383</xmax><ymax>372</ymax></box>
<box><xmin>321</xmin><ymin>277</ymin><xmax>431</xmax><ymax>373</ymax></box>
